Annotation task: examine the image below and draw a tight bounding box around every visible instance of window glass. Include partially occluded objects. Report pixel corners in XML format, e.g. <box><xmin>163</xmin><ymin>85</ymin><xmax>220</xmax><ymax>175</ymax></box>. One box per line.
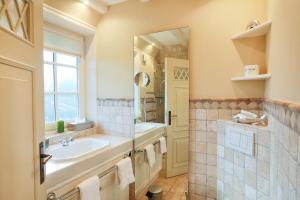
<box><xmin>57</xmin><ymin>66</ymin><xmax>78</xmax><ymax>92</ymax></box>
<box><xmin>44</xmin><ymin>64</ymin><xmax>54</xmax><ymax>92</ymax></box>
<box><xmin>57</xmin><ymin>95</ymin><xmax>79</xmax><ymax>121</ymax></box>
<box><xmin>44</xmin><ymin>94</ymin><xmax>55</xmax><ymax>122</ymax></box>
<box><xmin>44</xmin><ymin>50</ymin><xmax>53</xmax><ymax>62</ymax></box>
<box><xmin>56</xmin><ymin>53</ymin><xmax>77</xmax><ymax>66</ymax></box>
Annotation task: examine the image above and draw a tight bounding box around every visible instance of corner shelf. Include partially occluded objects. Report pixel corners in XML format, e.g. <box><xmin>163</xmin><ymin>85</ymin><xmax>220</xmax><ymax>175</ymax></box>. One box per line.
<box><xmin>231</xmin><ymin>74</ymin><xmax>271</xmax><ymax>81</ymax></box>
<box><xmin>231</xmin><ymin>20</ymin><xmax>272</xmax><ymax>40</ymax></box>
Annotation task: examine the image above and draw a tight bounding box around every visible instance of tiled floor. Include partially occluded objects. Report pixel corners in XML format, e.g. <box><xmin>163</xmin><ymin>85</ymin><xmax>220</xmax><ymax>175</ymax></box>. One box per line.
<box><xmin>138</xmin><ymin>174</ymin><xmax>188</xmax><ymax>200</ymax></box>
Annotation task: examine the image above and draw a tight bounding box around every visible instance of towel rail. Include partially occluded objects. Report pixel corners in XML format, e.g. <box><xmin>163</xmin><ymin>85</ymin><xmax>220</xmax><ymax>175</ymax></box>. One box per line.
<box><xmin>47</xmin><ymin>152</ymin><xmax>131</xmax><ymax>200</ymax></box>
<box><xmin>134</xmin><ymin>135</ymin><xmax>167</xmax><ymax>154</ymax></box>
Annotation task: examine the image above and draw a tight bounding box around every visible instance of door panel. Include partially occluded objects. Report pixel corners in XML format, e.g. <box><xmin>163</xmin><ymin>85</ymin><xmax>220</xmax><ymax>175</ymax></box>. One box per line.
<box><xmin>174</xmin><ymin>137</ymin><xmax>189</xmax><ymax>165</ymax></box>
<box><xmin>165</xmin><ymin>57</ymin><xmax>189</xmax><ymax>177</ymax></box>
<box><xmin>174</xmin><ymin>88</ymin><xmax>189</xmax><ymax>128</ymax></box>
<box><xmin>0</xmin><ymin>63</ymin><xmax>35</xmax><ymax>200</ymax></box>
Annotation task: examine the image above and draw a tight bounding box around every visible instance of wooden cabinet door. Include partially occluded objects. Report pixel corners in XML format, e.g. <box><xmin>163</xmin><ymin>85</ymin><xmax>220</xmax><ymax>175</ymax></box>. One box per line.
<box><xmin>0</xmin><ymin>63</ymin><xmax>35</xmax><ymax>200</ymax></box>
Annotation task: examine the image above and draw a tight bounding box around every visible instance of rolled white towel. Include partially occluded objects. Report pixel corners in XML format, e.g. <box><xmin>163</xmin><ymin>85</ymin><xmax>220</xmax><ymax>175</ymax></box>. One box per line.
<box><xmin>117</xmin><ymin>157</ymin><xmax>135</xmax><ymax>190</ymax></box>
<box><xmin>159</xmin><ymin>137</ymin><xmax>167</xmax><ymax>154</ymax></box>
<box><xmin>241</xmin><ymin>110</ymin><xmax>258</xmax><ymax>119</ymax></box>
<box><xmin>145</xmin><ymin>144</ymin><xmax>156</xmax><ymax>167</ymax></box>
<box><xmin>78</xmin><ymin>176</ymin><xmax>100</xmax><ymax>200</ymax></box>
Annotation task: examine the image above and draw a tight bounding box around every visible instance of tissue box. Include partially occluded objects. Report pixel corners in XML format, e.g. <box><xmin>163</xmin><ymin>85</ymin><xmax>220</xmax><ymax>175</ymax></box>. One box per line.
<box><xmin>244</xmin><ymin>65</ymin><xmax>260</xmax><ymax>77</ymax></box>
<box><xmin>67</xmin><ymin>120</ymin><xmax>94</xmax><ymax>131</ymax></box>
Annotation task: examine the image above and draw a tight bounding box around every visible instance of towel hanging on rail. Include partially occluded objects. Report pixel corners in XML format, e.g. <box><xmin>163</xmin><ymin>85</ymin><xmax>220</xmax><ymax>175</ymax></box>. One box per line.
<box><xmin>159</xmin><ymin>136</ymin><xmax>167</xmax><ymax>154</ymax></box>
<box><xmin>47</xmin><ymin>152</ymin><xmax>132</xmax><ymax>200</ymax></box>
<box><xmin>78</xmin><ymin>176</ymin><xmax>101</xmax><ymax>200</ymax></box>
<box><xmin>117</xmin><ymin>157</ymin><xmax>135</xmax><ymax>190</ymax></box>
<box><xmin>145</xmin><ymin>144</ymin><xmax>156</xmax><ymax>167</ymax></box>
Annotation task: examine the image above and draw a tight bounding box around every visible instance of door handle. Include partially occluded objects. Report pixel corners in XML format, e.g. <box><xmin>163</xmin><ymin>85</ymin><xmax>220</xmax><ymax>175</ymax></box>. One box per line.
<box><xmin>39</xmin><ymin>142</ymin><xmax>52</xmax><ymax>184</ymax></box>
<box><xmin>41</xmin><ymin>154</ymin><xmax>52</xmax><ymax>165</ymax></box>
<box><xmin>168</xmin><ymin>111</ymin><xmax>178</xmax><ymax>126</ymax></box>
<box><xmin>168</xmin><ymin>111</ymin><xmax>177</xmax><ymax>125</ymax></box>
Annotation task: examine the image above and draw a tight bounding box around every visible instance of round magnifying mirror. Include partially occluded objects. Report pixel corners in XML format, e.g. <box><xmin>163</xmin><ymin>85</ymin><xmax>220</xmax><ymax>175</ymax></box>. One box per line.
<box><xmin>134</xmin><ymin>72</ymin><xmax>150</xmax><ymax>87</ymax></box>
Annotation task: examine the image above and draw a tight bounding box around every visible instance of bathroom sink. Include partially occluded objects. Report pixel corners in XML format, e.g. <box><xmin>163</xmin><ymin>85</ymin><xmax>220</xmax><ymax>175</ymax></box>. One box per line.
<box><xmin>48</xmin><ymin>138</ymin><xmax>110</xmax><ymax>161</ymax></box>
<box><xmin>135</xmin><ymin>123</ymin><xmax>157</xmax><ymax>134</ymax></box>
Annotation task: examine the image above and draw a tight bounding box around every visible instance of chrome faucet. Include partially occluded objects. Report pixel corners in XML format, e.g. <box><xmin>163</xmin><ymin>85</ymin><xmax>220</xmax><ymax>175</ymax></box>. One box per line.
<box><xmin>60</xmin><ymin>136</ymin><xmax>73</xmax><ymax>146</ymax></box>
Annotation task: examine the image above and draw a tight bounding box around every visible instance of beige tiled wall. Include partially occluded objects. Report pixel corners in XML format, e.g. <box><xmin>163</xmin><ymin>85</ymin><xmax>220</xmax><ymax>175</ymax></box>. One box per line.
<box><xmin>264</xmin><ymin>100</ymin><xmax>300</xmax><ymax>200</ymax></box>
<box><xmin>189</xmin><ymin>99</ymin><xmax>300</xmax><ymax>200</ymax></box>
<box><xmin>189</xmin><ymin>99</ymin><xmax>262</xmax><ymax>200</ymax></box>
<box><xmin>217</xmin><ymin>121</ymin><xmax>271</xmax><ymax>200</ymax></box>
<box><xmin>97</xmin><ymin>98</ymin><xmax>134</xmax><ymax>138</ymax></box>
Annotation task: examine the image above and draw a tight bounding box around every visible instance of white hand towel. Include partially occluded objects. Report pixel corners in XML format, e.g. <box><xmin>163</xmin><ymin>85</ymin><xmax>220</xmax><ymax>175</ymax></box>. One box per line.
<box><xmin>78</xmin><ymin>176</ymin><xmax>100</xmax><ymax>200</ymax></box>
<box><xmin>117</xmin><ymin>157</ymin><xmax>135</xmax><ymax>190</ymax></box>
<box><xmin>159</xmin><ymin>137</ymin><xmax>167</xmax><ymax>154</ymax></box>
<box><xmin>145</xmin><ymin>144</ymin><xmax>156</xmax><ymax>167</ymax></box>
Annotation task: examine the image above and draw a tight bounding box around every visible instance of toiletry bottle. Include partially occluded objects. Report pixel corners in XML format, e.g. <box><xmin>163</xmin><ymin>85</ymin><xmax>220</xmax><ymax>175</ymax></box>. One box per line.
<box><xmin>57</xmin><ymin>120</ymin><xmax>64</xmax><ymax>133</ymax></box>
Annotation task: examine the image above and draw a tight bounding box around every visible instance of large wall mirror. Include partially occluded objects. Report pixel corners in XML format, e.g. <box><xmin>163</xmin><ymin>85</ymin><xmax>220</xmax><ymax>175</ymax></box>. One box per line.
<box><xmin>134</xmin><ymin>27</ymin><xmax>190</xmax><ymax>199</ymax></box>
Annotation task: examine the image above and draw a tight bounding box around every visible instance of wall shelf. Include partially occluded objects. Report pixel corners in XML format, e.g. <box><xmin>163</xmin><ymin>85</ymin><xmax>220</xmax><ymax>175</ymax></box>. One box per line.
<box><xmin>231</xmin><ymin>74</ymin><xmax>271</xmax><ymax>81</ymax></box>
<box><xmin>231</xmin><ymin>20</ymin><xmax>272</xmax><ymax>40</ymax></box>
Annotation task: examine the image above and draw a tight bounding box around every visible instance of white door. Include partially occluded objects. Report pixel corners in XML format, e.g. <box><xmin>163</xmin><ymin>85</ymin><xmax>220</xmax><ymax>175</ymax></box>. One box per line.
<box><xmin>0</xmin><ymin>63</ymin><xmax>36</xmax><ymax>200</ymax></box>
<box><xmin>165</xmin><ymin>57</ymin><xmax>189</xmax><ymax>177</ymax></box>
<box><xmin>0</xmin><ymin>0</ymin><xmax>45</xmax><ymax>199</ymax></box>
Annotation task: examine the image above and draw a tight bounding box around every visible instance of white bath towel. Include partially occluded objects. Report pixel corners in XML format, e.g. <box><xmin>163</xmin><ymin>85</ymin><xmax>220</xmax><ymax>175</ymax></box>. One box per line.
<box><xmin>159</xmin><ymin>137</ymin><xmax>167</xmax><ymax>154</ymax></box>
<box><xmin>145</xmin><ymin>144</ymin><xmax>156</xmax><ymax>167</ymax></box>
<box><xmin>78</xmin><ymin>176</ymin><xmax>100</xmax><ymax>200</ymax></box>
<box><xmin>117</xmin><ymin>157</ymin><xmax>135</xmax><ymax>190</ymax></box>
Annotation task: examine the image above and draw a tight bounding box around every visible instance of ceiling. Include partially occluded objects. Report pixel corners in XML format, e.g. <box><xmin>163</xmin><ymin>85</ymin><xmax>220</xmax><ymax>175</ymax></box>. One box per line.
<box><xmin>141</xmin><ymin>27</ymin><xmax>189</xmax><ymax>48</ymax></box>
<box><xmin>82</xmin><ymin>0</ymin><xmax>128</xmax><ymax>14</ymax></box>
<box><xmin>99</xmin><ymin>0</ymin><xmax>128</xmax><ymax>6</ymax></box>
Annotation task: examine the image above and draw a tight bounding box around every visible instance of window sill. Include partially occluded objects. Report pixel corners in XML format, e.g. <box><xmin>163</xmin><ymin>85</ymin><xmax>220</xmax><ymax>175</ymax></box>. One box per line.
<box><xmin>45</xmin><ymin>120</ymin><xmax>74</xmax><ymax>132</ymax></box>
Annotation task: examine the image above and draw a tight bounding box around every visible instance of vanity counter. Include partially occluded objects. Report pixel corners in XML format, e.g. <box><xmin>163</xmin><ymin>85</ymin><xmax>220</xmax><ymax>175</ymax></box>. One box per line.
<box><xmin>134</xmin><ymin>122</ymin><xmax>166</xmax><ymax>147</ymax></box>
<box><xmin>45</xmin><ymin>134</ymin><xmax>132</xmax><ymax>190</ymax></box>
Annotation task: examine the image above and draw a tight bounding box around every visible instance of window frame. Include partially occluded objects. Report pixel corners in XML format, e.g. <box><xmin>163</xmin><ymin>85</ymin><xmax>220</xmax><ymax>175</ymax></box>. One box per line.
<box><xmin>43</xmin><ymin>25</ymin><xmax>85</xmax><ymax>131</ymax></box>
<box><xmin>44</xmin><ymin>49</ymin><xmax>80</xmax><ymax>122</ymax></box>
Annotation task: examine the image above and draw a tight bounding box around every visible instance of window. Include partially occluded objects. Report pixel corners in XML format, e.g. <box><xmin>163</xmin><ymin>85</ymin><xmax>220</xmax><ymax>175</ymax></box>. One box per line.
<box><xmin>43</xmin><ymin>50</ymin><xmax>80</xmax><ymax>123</ymax></box>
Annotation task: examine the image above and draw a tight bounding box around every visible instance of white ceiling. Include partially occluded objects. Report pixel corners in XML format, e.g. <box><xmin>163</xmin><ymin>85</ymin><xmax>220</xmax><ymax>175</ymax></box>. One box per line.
<box><xmin>83</xmin><ymin>0</ymin><xmax>151</xmax><ymax>14</ymax></box>
<box><xmin>99</xmin><ymin>0</ymin><xmax>128</xmax><ymax>6</ymax></box>
<box><xmin>144</xmin><ymin>27</ymin><xmax>189</xmax><ymax>47</ymax></box>
<box><xmin>83</xmin><ymin>0</ymin><xmax>128</xmax><ymax>14</ymax></box>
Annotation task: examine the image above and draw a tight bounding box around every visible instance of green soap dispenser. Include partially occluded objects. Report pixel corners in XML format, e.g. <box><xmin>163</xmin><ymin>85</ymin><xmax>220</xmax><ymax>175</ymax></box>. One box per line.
<box><xmin>57</xmin><ymin>120</ymin><xmax>64</xmax><ymax>133</ymax></box>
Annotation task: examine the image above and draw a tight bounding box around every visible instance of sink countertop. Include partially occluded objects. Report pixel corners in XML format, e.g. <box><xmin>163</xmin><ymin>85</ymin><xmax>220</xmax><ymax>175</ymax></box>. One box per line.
<box><xmin>134</xmin><ymin>123</ymin><xmax>166</xmax><ymax>137</ymax></box>
<box><xmin>134</xmin><ymin>123</ymin><xmax>166</xmax><ymax>147</ymax></box>
<box><xmin>45</xmin><ymin>134</ymin><xmax>133</xmax><ymax>190</ymax></box>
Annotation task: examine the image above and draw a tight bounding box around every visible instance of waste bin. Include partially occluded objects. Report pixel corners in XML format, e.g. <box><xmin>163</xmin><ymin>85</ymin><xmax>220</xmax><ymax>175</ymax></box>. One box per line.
<box><xmin>146</xmin><ymin>185</ymin><xmax>163</xmax><ymax>200</ymax></box>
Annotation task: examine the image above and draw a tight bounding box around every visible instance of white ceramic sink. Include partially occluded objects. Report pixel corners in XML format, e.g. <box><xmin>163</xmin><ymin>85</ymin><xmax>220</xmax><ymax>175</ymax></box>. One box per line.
<box><xmin>135</xmin><ymin>122</ymin><xmax>157</xmax><ymax>134</ymax></box>
<box><xmin>48</xmin><ymin>138</ymin><xmax>110</xmax><ymax>161</ymax></box>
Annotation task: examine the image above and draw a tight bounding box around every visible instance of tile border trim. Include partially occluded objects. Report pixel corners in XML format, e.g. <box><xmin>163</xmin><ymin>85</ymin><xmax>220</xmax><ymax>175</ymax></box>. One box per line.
<box><xmin>263</xmin><ymin>99</ymin><xmax>300</xmax><ymax>133</ymax></box>
<box><xmin>189</xmin><ymin>98</ymin><xmax>300</xmax><ymax>134</ymax></box>
<box><xmin>189</xmin><ymin>98</ymin><xmax>264</xmax><ymax>110</ymax></box>
<box><xmin>97</xmin><ymin>98</ymin><xmax>134</xmax><ymax>107</ymax></box>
